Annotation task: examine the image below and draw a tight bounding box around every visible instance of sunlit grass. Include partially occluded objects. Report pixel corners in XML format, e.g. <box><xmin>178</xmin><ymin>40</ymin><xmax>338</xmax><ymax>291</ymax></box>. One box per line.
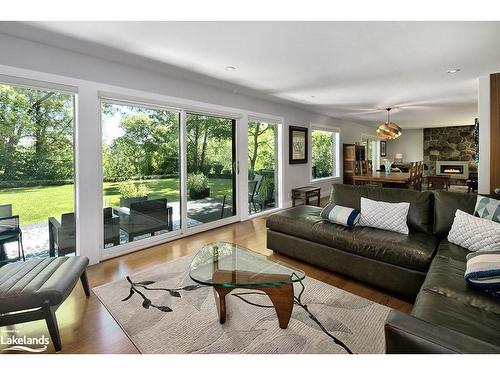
<box><xmin>0</xmin><ymin>178</ymin><xmax>233</xmax><ymax>225</ymax></box>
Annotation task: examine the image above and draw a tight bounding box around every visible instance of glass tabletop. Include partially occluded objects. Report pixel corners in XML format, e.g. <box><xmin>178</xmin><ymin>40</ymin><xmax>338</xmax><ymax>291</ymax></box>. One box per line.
<box><xmin>189</xmin><ymin>242</ymin><xmax>306</xmax><ymax>287</ymax></box>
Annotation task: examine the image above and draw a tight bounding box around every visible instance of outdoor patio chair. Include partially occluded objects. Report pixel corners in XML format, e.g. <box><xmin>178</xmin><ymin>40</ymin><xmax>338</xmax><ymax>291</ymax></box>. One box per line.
<box><xmin>0</xmin><ymin>214</ymin><xmax>25</xmax><ymax>266</ymax></box>
<box><xmin>115</xmin><ymin>198</ymin><xmax>173</xmax><ymax>242</ymax></box>
<box><xmin>49</xmin><ymin>213</ymin><xmax>76</xmax><ymax>257</ymax></box>
<box><xmin>248</xmin><ymin>174</ymin><xmax>263</xmax><ymax>214</ymax></box>
<box><xmin>0</xmin><ymin>204</ymin><xmax>12</xmax><ymax>218</ymax></box>
<box><xmin>104</xmin><ymin>207</ymin><xmax>121</xmax><ymax>246</ymax></box>
<box><xmin>220</xmin><ymin>194</ymin><xmax>228</xmax><ymax>219</ymax></box>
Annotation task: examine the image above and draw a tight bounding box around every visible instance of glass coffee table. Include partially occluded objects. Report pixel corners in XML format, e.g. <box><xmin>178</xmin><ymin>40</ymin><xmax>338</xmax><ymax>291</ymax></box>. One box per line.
<box><xmin>189</xmin><ymin>242</ymin><xmax>306</xmax><ymax>329</ymax></box>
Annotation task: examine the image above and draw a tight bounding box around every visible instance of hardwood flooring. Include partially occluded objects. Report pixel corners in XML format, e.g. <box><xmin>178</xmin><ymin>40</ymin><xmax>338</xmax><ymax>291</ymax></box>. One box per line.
<box><xmin>0</xmin><ymin>215</ymin><xmax>413</xmax><ymax>354</ymax></box>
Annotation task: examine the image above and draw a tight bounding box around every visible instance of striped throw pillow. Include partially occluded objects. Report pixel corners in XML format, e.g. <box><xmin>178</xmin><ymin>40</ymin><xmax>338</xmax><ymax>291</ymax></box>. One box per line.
<box><xmin>320</xmin><ymin>204</ymin><xmax>360</xmax><ymax>227</ymax></box>
<box><xmin>465</xmin><ymin>250</ymin><xmax>500</xmax><ymax>297</ymax></box>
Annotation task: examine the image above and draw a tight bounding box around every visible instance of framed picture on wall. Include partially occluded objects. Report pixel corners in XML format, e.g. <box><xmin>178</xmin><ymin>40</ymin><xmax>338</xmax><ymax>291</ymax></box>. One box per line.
<box><xmin>289</xmin><ymin>126</ymin><xmax>308</xmax><ymax>164</ymax></box>
<box><xmin>380</xmin><ymin>140</ymin><xmax>387</xmax><ymax>157</ymax></box>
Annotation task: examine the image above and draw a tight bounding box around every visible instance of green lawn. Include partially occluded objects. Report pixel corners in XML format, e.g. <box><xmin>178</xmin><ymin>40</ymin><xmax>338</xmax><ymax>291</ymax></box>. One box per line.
<box><xmin>0</xmin><ymin>178</ymin><xmax>233</xmax><ymax>225</ymax></box>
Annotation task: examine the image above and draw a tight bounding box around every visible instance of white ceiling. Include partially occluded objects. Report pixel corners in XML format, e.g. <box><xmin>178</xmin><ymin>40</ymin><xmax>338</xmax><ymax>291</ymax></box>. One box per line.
<box><xmin>3</xmin><ymin>21</ymin><xmax>500</xmax><ymax>128</ymax></box>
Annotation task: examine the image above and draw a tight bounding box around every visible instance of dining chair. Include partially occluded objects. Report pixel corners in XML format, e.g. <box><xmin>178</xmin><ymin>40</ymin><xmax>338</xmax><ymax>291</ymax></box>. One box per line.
<box><xmin>408</xmin><ymin>162</ymin><xmax>419</xmax><ymax>190</ymax></box>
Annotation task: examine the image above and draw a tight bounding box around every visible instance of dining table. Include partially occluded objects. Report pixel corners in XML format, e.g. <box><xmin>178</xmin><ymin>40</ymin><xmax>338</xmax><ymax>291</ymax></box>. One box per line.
<box><xmin>352</xmin><ymin>172</ymin><xmax>411</xmax><ymax>187</ymax></box>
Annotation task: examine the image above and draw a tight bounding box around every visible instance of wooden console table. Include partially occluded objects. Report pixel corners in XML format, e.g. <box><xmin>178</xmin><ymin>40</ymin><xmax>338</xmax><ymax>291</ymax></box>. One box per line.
<box><xmin>291</xmin><ymin>186</ymin><xmax>321</xmax><ymax>207</ymax></box>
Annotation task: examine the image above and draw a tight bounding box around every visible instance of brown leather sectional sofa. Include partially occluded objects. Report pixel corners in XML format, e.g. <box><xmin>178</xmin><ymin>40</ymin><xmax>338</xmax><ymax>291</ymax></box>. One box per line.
<box><xmin>266</xmin><ymin>183</ymin><xmax>500</xmax><ymax>353</ymax></box>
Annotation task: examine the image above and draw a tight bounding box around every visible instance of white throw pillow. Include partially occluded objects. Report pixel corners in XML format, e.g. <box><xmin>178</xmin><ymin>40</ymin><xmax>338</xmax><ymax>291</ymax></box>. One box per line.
<box><xmin>358</xmin><ymin>197</ymin><xmax>410</xmax><ymax>235</ymax></box>
<box><xmin>447</xmin><ymin>209</ymin><xmax>500</xmax><ymax>252</ymax></box>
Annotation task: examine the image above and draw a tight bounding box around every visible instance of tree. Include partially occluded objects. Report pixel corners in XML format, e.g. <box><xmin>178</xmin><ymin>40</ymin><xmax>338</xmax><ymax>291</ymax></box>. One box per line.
<box><xmin>0</xmin><ymin>84</ymin><xmax>74</xmax><ymax>181</ymax></box>
<box><xmin>186</xmin><ymin>114</ymin><xmax>233</xmax><ymax>174</ymax></box>
<box><xmin>312</xmin><ymin>131</ymin><xmax>334</xmax><ymax>178</ymax></box>
<box><xmin>102</xmin><ymin>104</ymin><xmax>180</xmax><ymax>180</ymax></box>
<box><xmin>248</xmin><ymin>121</ymin><xmax>276</xmax><ymax>174</ymax></box>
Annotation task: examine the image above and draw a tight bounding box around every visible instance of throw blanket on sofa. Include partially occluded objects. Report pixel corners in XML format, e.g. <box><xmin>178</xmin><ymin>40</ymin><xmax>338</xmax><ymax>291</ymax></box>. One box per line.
<box><xmin>465</xmin><ymin>250</ymin><xmax>500</xmax><ymax>297</ymax></box>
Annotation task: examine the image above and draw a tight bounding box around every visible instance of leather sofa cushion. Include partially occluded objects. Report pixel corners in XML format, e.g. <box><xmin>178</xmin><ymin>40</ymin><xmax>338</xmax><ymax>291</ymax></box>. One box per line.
<box><xmin>419</xmin><ymin>255</ymin><xmax>500</xmax><ymax>314</ymax></box>
<box><xmin>312</xmin><ymin>222</ymin><xmax>437</xmax><ymax>272</ymax></box>
<box><xmin>267</xmin><ymin>206</ymin><xmax>438</xmax><ymax>272</ymax></box>
<box><xmin>435</xmin><ymin>239</ymin><xmax>470</xmax><ymax>263</ymax></box>
<box><xmin>266</xmin><ymin>205</ymin><xmax>323</xmax><ymax>242</ymax></box>
<box><xmin>412</xmin><ymin>289</ymin><xmax>500</xmax><ymax>346</ymax></box>
<box><xmin>331</xmin><ymin>183</ymin><xmax>434</xmax><ymax>235</ymax></box>
<box><xmin>0</xmin><ymin>256</ymin><xmax>89</xmax><ymax>313</ymax></box>
<box><xmin>433</xmin><ymin>191</ymin><xmax>477</xmax><ymax>236</ymax></box>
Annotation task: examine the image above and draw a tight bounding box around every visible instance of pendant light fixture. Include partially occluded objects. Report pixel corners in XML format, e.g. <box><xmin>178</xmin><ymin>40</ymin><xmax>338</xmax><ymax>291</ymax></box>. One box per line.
<box><xmin>376</xmin><ymin>108</ymin><xmax>402</xmax><ymax>140</ymax></box>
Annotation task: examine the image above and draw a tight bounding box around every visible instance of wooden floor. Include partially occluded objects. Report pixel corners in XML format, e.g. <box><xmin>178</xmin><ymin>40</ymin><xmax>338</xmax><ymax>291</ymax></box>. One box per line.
<box><xmin>0</xmin><ymin>215</ymin><xmax>413</xmax><ymax>354</ymax></box>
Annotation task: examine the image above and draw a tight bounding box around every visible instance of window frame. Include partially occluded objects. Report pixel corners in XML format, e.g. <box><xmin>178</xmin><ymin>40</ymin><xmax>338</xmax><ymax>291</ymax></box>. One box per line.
<box><xmin>0</xmin><ymin>79</ymin><xmax>78</xmax><ymax>257</ymax></box>
<box><xmin>310</xmin><ymin>125</ymin><xmax>340</xmax><ymax>182</ymax></box>
<box><xmin>99</xmin><ymin>98</ymin><xmax>183</xmax><ymax>257</ymax></box>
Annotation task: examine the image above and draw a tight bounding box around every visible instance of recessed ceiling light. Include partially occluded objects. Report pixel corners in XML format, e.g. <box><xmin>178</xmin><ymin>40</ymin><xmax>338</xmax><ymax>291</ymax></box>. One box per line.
<box><xmin>447</xmin><ymin>68</ymin><xmax>461</xmax><ymax>74</ymax></box>
<box><xmin>225</xmin><ymin>66</ymin><xmax>237</xmax><ymax>71</ymax></box>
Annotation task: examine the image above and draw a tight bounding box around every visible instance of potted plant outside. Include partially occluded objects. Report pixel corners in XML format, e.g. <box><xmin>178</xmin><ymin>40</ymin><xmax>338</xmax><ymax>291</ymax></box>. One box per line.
<box><xmin>119</xmin><ymin>180</ymin><xmax>150</xmax><ymax>208</ymax></box>
<box><xmin>188</xmin><ymin>173</ymin><xmax>210</xmax><ymax>199</ymax></box>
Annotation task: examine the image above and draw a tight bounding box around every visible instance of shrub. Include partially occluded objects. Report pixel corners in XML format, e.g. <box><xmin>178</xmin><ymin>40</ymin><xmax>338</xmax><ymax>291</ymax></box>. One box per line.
<box><xmin>201</xmin><ymin>165</ymin><xmax>212</xmax><ymax>175</ymax></box>
<box><xmin>118</xmin><ymin>180</ymin><xmax>150</xmax><ymax>198</ymax></box>
<box><xmin>213</xmin><ymin>163</ymin><xmax>224</xmax><ymax>175</ymax></box>
<box><xmin>187</xmin><ymin>173</ymin><xmax>209</xmax><ymax>193</ymax></box>
<box><xmin>258</xmin><ymin>177</ymin><xmax>275</xmax><ymax>201</ymax></box>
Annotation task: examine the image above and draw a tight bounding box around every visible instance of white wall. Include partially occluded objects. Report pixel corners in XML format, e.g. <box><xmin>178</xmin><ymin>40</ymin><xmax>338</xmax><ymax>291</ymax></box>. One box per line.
<box><xmin>0</xmin><ymin>32</ymin><xmax>374</xmax><ymax>202</ymax></box>
<box><xmin>478</xmin><ymin>75</ymin><xmax>491</xmax><ymax>194</ymax></box>
<box><xmin>385</xmin><ymin>129</ymin><xmax>424</xmax><ymax>163</ymax></box>
<box><xmin>0</xmin><ymin>32</ymin><xmax>376</xmax><ymax>263</ymax></box>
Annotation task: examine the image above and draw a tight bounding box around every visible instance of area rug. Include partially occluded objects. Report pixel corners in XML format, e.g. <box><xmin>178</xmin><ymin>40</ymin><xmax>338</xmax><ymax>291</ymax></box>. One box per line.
<box><xmin>93</xmin><ymin>254</ymin><xmax>391</xmax><ymax>354</ymax></box>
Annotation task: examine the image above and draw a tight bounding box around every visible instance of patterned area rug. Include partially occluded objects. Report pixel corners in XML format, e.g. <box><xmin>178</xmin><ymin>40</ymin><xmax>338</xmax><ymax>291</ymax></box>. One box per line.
<box><xmin>93</xmin><ymin>254</ymin><xmax>391</xmax><ymax>354</ymax></box>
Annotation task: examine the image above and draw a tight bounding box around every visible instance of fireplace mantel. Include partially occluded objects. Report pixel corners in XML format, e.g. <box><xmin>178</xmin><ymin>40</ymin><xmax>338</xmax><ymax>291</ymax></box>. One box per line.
<box><xmin>435</xmin><ymin>161</ymin><xmax>469</xmax><ymax>179</ymax></box>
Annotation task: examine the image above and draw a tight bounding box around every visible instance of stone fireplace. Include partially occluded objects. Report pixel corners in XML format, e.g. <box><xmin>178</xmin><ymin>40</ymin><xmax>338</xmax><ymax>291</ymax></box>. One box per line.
<box><xmin>423</xmin><ymin>125</ymin><xmax>477</xmax><ymax>185</ymax></box>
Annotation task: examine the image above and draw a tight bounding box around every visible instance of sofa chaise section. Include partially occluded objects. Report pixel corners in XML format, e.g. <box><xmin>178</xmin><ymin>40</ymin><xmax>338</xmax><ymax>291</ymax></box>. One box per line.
<box><xmin>385</xmin><ymin>191</ymin><xmax>500</xmax><ymax>353</ymax></box>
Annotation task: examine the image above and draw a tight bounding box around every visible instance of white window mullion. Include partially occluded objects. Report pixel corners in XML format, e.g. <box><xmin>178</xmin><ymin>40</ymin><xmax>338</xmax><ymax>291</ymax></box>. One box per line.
<box><xmin>180</xmin><ymin>110</ymin><xmax>188</xmax><ymax>233</ymax></box>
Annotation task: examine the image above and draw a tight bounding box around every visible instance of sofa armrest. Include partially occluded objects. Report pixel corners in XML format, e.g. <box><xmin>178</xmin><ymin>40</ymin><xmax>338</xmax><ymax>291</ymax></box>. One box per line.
<box><xmin>385</xmin><ymin>310</ymin><xmax>500</xmax><ymax>354</ymax></box>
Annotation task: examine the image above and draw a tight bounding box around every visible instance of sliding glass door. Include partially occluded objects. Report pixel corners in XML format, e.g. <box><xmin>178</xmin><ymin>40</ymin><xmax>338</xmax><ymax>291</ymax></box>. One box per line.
<box><xmin>248</xmin><ymin>119</ymin><xmax>279</xmax><ymax>214</ymax></box>
<box><xmin>0</xmin><ymin>83</ymin><xmax>76</xmax><ymax>264</ymax></box>
<box><xmin>101</xmin><ymin>101</ymin><xmax>180</xmax><ymax>251</ymax></box>
<box><xmin>186</xmin><ymin>113</ymin><xmax>237</xmax><ymax>227</ymax></box>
